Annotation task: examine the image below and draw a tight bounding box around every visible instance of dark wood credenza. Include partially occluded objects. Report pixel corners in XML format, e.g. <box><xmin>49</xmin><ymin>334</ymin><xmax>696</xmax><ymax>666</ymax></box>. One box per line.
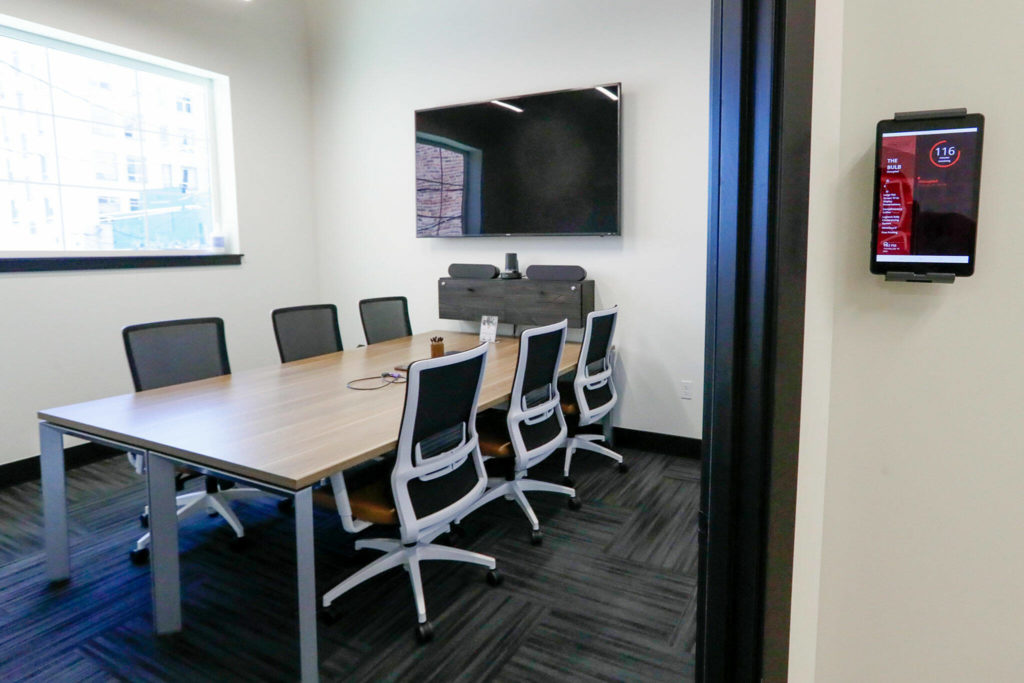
<box><xmin>438</xmin><ymin>278</ymin><xmax>595</xmax><ymax>328</ymax></box>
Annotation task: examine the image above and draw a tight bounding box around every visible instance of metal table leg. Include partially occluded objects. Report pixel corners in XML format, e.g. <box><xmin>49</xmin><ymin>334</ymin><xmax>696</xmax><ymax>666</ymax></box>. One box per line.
<box><xmin>294</xmin><ymin>487</ymin><xmax>319</xmax><ymax>682</ymax></box>
<box><xmin>147</xmin><ymin>452</ymin><xmax>181</xmax><ymax>633</ymax></box>
<box><xmin>40</xmin><ymin>423</ymin><xmax>69</xmax><ymax>583</ymax></box>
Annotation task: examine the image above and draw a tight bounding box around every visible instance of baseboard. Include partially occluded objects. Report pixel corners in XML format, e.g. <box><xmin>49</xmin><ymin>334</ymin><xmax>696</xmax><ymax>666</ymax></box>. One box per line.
<box><xmin>0</xmin><ymin>443</ymin><xmax>123</xmax><ymax>489</ymax></box>
<box><xmin>612</xmin><ymin>428</ymin><xmax>700</xmax><ymax>458</ymax></box>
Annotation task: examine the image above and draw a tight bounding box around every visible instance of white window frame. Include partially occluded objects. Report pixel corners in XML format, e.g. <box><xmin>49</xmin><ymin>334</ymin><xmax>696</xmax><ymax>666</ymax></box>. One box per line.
<box><xmin>0</xmin><ymin>13</ymin><xmax>239</xmax><ymax>268</ymax></box>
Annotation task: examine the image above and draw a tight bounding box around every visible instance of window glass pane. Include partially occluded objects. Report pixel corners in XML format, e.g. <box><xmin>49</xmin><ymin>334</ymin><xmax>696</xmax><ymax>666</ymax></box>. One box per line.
<box><xmin>141</xmin><ymin>187</ymin><xmax>213</xmax><ymax>250</ymax></box>
<box><xmin>59</xmin><ymin>187</ymin><xmax>146</xmax><ymax>250</ymax></box>
<box><xmin>0</xmin><ymin>36</ymin><xmax>51</xmax><ymax>115</ymax></box>
<box><xmin>0</xmin><ymin>22</ymin><xmax>224</xmax><ymax>256</ymax></box>
<box><xmin>137</xmin><ymin>71</ymin><xmax>208</xmax><ymax>140</ymax></box>
<box><xmin>48</xmin><ymin>50</ymin><xmax>138</xmax><ymax>129</ymax></box>
<box><xmin>0</xmin><ymin>180</ymin><xmax>62</xmax><ymax>249</ymax></box>
<box><xmin>0</xmin><ymin>110</ymin><xmax>57</xmax><ymax>183</ymax></box>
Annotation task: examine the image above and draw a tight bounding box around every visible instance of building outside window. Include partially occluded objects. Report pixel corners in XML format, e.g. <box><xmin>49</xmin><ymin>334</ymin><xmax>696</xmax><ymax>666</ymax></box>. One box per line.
<box><xmin>0</xmin><ymin>15</ymin><xmax>238</xmax><ymax>260</ymax></box>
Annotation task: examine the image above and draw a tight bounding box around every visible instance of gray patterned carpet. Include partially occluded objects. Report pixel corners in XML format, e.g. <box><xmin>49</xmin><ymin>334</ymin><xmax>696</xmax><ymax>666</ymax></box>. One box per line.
<box><xmin>0</xmin><ymin>447</ymin><xmax>697</xmax><ymax>681</ymax></box>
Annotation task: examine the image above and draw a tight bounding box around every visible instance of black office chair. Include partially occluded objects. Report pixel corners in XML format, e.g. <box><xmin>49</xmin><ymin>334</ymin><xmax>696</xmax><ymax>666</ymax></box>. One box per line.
<box><xmin>122</xmin><ymin>318</ymin><xmax>267</xmax><ymax>563</ymax></box>
<box><xmin>561</xmin><ymin>306</ymin><xmax>628</xmax><ymax>484</ymax></box>
<box><xmin>455</xmin><ymin>320</ymin><xmax>580</xmax><ymax>544</ymax></box>
<box><xmin>359</xmin><ymin>296</ymin><xmax>412</xmax><ymax>345</ymax></box>
<box><xmin>320</xmin><ymin>343</ymin><xmax>501</xmax><ymax>643</ymax></box>
<box><xmin>271</xmin><ymin>304</ymin><xmax>343</xmax><ymax>362</ymax></box>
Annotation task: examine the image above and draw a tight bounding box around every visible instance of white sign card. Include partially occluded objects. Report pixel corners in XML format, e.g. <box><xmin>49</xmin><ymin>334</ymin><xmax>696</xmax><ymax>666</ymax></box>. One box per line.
<box><xmin>479</xmin><ymin>315</ymin><xmax>498</xmax><ymax>343</ymax></box>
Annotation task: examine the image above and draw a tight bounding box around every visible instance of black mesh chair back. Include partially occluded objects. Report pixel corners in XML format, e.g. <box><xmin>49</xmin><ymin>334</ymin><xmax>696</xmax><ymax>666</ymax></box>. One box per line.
<box><xmin>122</xmin><ymin>318</ymin><xmax>230</xmax><ymax>391</ymax></box>
<box><xmin>509</xmin><ymin>320</ymin><xmax>568</xmax><ymax>464</ymax></box>
<box><xmin>575</xmin><ymin>307</ymin><xmax>618</xmax><ymax>421</ymax></box>
<box><xmin>391</xmin><ymin>343</ymin><xmax>489</xmax><ymax>541</ymax></box>
<box><xmin>359</xmin><ymin>296</ymin><xmax>412</xmax><ymax>345</ymax></box>
<box><xmin>271</xmin><ymin>304</ymin><xmax>343</xmax><ymax>363</ymax></box>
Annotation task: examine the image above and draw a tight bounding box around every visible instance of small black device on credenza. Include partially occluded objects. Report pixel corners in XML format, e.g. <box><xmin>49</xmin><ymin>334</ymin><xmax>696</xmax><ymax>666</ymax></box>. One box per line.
<box><xmin>448</xmin><ymin>263</ymin><xmax>499</xmax><ymax>279</ymax></box>
<box><xmin>415</xmin><ymin>83</ymin><xmax>621</xmax><ymax>238</ymax></box>
<box><xmin>499</xmin><ymin>252</ymin><xmax>521</xmax><ymax>279</ymax></box>
<box><xmin>525</xmin><ymin>264</ymin><xmax>587</xmax><ymax>281</ymax></box>
<box><xmin>870</xmin><ymin>108</ymin><xmax>984</xmax><ymax>283</ymax></box>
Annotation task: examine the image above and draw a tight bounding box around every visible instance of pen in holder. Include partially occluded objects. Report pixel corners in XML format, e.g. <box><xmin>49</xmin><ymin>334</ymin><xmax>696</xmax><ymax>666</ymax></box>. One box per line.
<box><xmin>430</xmin><ymin>336</ymin><xmax>445</xmax><ymax>358</ymax></box>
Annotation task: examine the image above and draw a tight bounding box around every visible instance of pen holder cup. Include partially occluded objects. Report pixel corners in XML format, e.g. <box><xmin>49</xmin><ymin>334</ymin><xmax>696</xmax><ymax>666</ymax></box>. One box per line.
<box><xmin>430</xmin><ymin>342</ymin><xmax>445</xmax><ymax>358</ymax></box>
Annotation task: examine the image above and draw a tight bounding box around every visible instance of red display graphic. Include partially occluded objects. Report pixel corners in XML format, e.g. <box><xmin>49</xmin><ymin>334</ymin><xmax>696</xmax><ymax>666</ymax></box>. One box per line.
<box><xmin>877</xmin><ymin>135</ymin><xmax>916</xmax><ymax>256</ymax></box>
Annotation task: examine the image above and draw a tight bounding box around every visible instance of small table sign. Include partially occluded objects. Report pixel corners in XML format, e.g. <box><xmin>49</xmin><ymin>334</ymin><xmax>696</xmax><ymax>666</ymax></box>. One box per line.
<box><xmin>479</xmin><ymin>315</ymin><xmax>498</xmax><ymax>343</ymax></box>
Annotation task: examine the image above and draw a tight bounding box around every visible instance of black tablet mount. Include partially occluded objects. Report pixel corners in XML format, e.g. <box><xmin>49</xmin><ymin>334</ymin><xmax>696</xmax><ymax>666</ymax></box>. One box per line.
<box><xmin>880</xmin><ymin>107</ymin><xmax>971</xmax><ymax>284</ymax></box>
<box><xmin>894</xmin><ymin>107</ymin><xmax>966</xmax><ymax>121</ymax></box>
<box><xmin>884</xmin><ymin>271</ymin><xmax>955</xmax><ymax>284</ymax></box>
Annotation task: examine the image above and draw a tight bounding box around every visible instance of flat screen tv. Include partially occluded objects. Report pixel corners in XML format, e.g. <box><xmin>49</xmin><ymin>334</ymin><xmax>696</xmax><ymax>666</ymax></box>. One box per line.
<box><xmin>415</xmin><ymin>84</ymin><xmax>621</xmax><ymax>237</ymax></box>
<box><xmin>870</xmin><ymin>112</ymin><xmax>984</xmax><ymax>278</ymax></box>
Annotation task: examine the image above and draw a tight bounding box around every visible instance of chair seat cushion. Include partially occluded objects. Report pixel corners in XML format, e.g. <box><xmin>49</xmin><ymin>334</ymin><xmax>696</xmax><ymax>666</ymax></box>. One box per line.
<box><xmin>311</xmin><ymin>457</ymin><xmax>399</xmax><ymax>525</ymax></box>
<box><xmin>558</xmin><ymin>382</ymin><xmax>580</xmax><ymax>415</ymax></box>
<box><xmin>348</xmin><ymin>478</ymin><xmax>399</xmax><ymax>525</ymax></box>
<box><xmin>476</xmin><ymin>409</ymin><xmax>515</xmax><ymax>458</ymax></box>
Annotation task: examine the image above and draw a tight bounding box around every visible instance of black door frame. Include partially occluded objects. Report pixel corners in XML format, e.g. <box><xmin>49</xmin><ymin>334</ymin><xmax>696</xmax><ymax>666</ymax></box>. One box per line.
<box><xmin>698</xmin><ymin>0</ymin><xmax>815</xmax><ymax>680</ymax></box>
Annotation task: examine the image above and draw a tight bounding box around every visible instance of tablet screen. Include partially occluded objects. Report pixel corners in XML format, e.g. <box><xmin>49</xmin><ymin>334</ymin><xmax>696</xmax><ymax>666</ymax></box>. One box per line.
<box><xmin>871</xmin><ymin>114</ymin><xmax>984</xmax><ymax>276</ymax></box>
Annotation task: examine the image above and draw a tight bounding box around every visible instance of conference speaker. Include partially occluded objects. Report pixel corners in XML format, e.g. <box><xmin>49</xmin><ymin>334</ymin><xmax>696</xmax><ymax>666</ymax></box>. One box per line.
<box><xmin>448</xmin><ymin>263</ymin><xmax>500</xmax><ymax>279</ymax></box>
<box><xmin>524</xmin><ymin>265</ymin><xmax>587</xmax><ymax>281</ymax></box>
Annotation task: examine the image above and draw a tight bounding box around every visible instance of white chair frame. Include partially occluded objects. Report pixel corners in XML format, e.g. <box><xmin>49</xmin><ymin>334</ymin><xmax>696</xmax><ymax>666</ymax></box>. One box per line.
<box><xmin>562</xmin><ymin>307</ymin><xmax>625</xmax><ymax>478</ymax></box>
<box><xmin>321</xmin><ymin>343</ymin><xmax>497</xmax><ymax>635</ymax></box>
<box><xmin>456</xmin><ymin>320</ymin><xmax>577</xmax><ymax>538</ymax></box>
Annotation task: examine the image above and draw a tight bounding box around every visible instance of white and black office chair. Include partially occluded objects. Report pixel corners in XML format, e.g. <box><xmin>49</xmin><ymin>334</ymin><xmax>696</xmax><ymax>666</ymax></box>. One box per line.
<box><xmin>455</xmin><ymin>320</ymin><xmax>581</xmax><ymax>545</ymax></box>
<box><xmin>320</xmin><ymin>342</ymin><xmax>501</xmax><ymax>643</ymax></box>
<box><xmin>561</xmin><ymin>306</ymin><xmax>628</xmax><ymax>484</ymax></box>
<box><xmin>359</xmin><ymin>296</ymin><xmax>412</xmax><ymax>345</ymax></box>
<box><xmin>123</xmin><ymin>318</ymin><xmax>268</xmax><ymax>563</ymax></box>
<box><xmin>271</xmin><ymin>303</ymin><xmax>343</xmax><ymax>362</ymax></box>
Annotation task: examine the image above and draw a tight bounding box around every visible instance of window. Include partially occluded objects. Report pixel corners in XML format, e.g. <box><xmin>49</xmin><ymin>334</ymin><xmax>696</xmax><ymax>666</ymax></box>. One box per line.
<box><xmin>0</xmin><ymin>15</ymin><xmax>239</xmax><ymax>268</ymax></box>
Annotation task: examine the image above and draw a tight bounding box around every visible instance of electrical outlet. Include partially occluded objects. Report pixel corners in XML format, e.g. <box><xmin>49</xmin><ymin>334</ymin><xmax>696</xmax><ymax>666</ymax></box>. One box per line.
<box><xmin>680</xmin><ymin>380</ymin><xmax>694</xmax><ymax>400</ymax></box>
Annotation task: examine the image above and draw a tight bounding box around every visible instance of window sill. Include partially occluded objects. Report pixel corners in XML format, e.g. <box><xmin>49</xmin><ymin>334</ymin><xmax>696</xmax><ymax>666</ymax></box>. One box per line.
<box><xmin>0</xmin><ymin>253</ymin><xmax>244</xmax><ymax>273</ymax></box>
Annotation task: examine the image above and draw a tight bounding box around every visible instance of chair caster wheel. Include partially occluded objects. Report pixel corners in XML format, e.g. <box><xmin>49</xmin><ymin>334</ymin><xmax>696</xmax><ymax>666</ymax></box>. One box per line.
<box><xmin>277</xmin><ymin>497</ymin><xmax>294</xmax><ymax>513</ymax></box>
<box><xmin>530</xmin><ymin>529</ymin><xmax>543</xmax><ymax>545</ymax></box>
<box><xmin>416</xmin><ymin>621</ymin><xmax>434</xmax><ymax>644</ymax></box>
<box><xmin>562</xmin><ymin>476</ymin><xmax>575</xmax><ymax>487</ymax></box>
<box><xmin>568</xmin><ymin>496</ymin><xmax>582</xmax><ymax>511</ymax></box>
<box><xmin>129</xmin><ymin>547</ymin><xmax>149</xmax><ymax>565</ymax></box>
<box><xmin>230</xmin><ymin>535</ymin><xmax>251</xmax><ymax>552</ymax></box>
<box><xmin>617</xmin><ymin>462</ymin><xmax>629</xmax><ymax>473</ymax></box>
<box><xmin>139</xmin><ymin>512</ymin><xmax>149</xmax><ymax>529</ymax></box>
<box><xmin>486</xmin><ymin>569</ymin><xmax>503</xmax><ymax>587</ymax></box>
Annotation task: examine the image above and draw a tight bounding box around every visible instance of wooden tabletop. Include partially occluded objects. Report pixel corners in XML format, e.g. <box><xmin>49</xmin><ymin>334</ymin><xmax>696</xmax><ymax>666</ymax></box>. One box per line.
<box><xmin>38</xmin><ymin>331</ymin><xmax>582</xmax><ymax>491</ymax></box>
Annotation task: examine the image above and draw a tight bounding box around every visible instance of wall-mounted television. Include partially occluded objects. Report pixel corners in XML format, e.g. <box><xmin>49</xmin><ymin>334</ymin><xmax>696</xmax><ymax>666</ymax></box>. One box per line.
<box><xmin>415</xmin><ymin>83</ymin><xmax>621</xmax><ymax>238</ymax></box>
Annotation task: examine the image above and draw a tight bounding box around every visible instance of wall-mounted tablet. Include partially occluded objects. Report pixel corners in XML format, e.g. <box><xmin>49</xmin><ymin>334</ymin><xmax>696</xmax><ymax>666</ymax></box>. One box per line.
<box><xmin>870</xmin><ymin>112</ymin><xmax>984</xmax><ymax>278</ymax></box>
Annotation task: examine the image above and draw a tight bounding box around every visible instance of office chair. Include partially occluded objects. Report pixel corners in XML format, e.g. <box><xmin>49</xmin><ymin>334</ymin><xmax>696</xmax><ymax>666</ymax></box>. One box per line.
<box><xmin>454</xmin><ymin>320</ymin><xmax>580</xmax><ymax>545</ymax></box>
<box><xmin>271</xmin><ymin>304</ymin><xmax>343</xmax><ymax>362</ymax></box>
<box><xmin>320</xmin><ymin>343</ymin><xmax>501</xmax><ymax>643</ymax></box>
<box><xmin>561</xmin><ymin>306</ymin><xmax>628</xmax><ymax>484</ymax></box>
<box><xmin>122</xmin><ymin>318</ymin><xmax>268</xmax><ymax>563</ymax></box>
<box><xmin>359</xmin><ymin>296</ymin><xmax>412</xmax><ymax>344</ymax></box>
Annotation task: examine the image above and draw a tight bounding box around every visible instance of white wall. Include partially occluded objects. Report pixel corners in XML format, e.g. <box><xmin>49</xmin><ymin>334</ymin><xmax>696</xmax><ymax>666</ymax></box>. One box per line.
<box><xmin>304</xmin><ymin>0</ymin><xmax>709</xmax><ymax>438</ymax></box>
<box><xmin>797</xmin><ymin>1</ymin><xmax>1024</xmax><ymax>679</ymax></box>
<box><xmin>787</xmin><ymin>0</ymin><xmax>844</xmax><ymax>679</ymax></box>
<box><xmin>0</xmin><ymin>0</ymin><xmax>318</xmax><ymax>467</ymax></box>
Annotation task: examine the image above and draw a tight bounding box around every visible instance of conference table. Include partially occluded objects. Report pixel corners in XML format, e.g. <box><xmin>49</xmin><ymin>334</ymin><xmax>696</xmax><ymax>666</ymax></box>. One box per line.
<box><xmin>38</xmin><ymin>331</ymin><xmax>582</xmax><ymax>682</ymax></box>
